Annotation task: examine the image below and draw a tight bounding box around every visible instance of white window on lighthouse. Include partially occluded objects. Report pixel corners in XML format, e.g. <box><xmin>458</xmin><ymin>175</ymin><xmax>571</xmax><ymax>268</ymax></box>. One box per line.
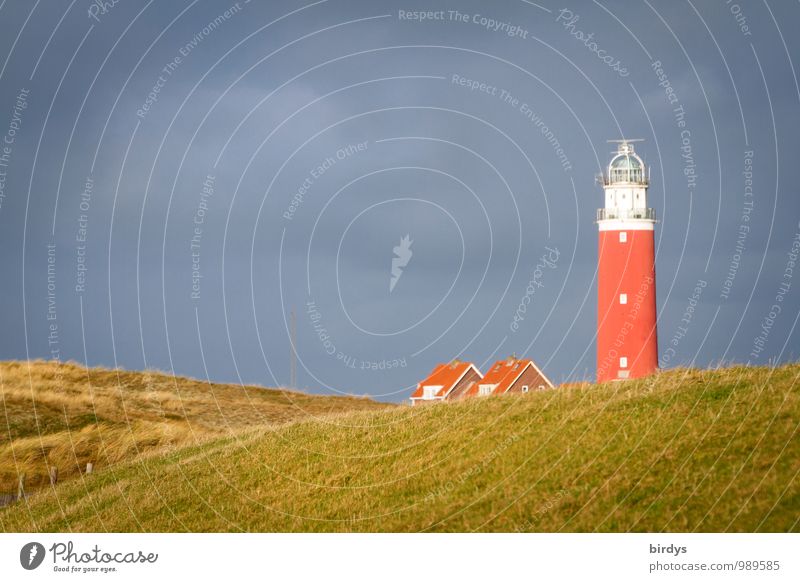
<box><xmin>619</xmin><ymin>232</ymin><xmax>627</xmax><ymax>243</ymax></box>
<box><xmin>620</xmin><ymin>293</ymin><xmax>628</xmax><ymax>304</ymax></box>
<box><xmin>619</xmin><ymin>357</ymin><xmax>628</xmax><ymax>368</ymax></box>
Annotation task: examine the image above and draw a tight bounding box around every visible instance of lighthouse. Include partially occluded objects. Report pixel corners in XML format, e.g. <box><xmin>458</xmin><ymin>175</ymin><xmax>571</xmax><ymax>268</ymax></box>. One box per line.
<box><xmin>596</xmin><ymin>140</ymin><xmax>658</xmax><ymax>382</ymax></box>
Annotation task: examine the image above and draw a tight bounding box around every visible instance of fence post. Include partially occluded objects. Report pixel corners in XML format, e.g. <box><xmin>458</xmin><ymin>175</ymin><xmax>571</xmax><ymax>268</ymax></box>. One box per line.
<box><xmin>86</xmin><ymin>462</ymin><xmax>93</xmax><ymax>474</ymax></box>
<box><xmin>49</xmin><ymin>466</ymin><xmax>59</xmax><ymax>486</ymax></box>
<box><xmin>17</xmin><ymin>473</ymin><xmax>25</xmax><ymax>501</ymax></box>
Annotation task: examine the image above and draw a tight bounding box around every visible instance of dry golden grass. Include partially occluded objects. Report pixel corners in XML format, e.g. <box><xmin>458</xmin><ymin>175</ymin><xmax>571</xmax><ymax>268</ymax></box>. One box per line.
<box><xmin>0</xmin><ymin>360</ymin><xmax>389</xmax><ymax>492</ymax></box>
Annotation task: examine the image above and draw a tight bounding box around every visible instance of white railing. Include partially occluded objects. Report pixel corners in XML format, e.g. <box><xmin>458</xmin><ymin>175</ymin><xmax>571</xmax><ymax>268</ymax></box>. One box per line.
<box><xmin>597</xmin><ymin>208</ymin><xmax>656</xmax><ymax>221</ymax></box>
<box><xmin>596</xmin><ymin>173</ymin><xmax>649</xmax><ymax>186</ymax></box>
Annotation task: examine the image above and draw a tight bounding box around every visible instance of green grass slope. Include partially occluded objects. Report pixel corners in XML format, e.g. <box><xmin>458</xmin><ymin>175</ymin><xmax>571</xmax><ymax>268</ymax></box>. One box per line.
<box><xmin>0</xmin><ymin>360</ymin><xmax>388</xmax><ymax>492</ymax></box>
<box><xmin>3</xmin><ymin>364</ymin><xmax>798</xmax><ymax>532</ymax></box>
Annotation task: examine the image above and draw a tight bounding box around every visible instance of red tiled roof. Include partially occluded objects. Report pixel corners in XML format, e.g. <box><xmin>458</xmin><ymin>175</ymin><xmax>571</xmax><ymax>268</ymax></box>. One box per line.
<box><xmin>467</xmin><ymin>357</ymin><xmax>552</xmax><ymax>396</ymax></box>
<box><xmin>411</xmin><ymin>361</ymin><xmax>478</xmax><ymax>399</ymax></box>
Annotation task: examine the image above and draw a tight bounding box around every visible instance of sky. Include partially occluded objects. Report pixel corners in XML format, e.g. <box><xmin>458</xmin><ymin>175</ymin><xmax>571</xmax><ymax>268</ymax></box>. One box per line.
<box><xmin>0</xmin><ymin>0</ymin><xmax>798</xmax><ymax>401</ymax></box>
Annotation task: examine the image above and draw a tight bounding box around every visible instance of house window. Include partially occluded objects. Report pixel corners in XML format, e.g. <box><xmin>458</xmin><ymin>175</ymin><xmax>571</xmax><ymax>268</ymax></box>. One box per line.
<box><xmin>619</xmin><ymin>357</ymin><xmax>628</xmax><ymax>368</ymax></box>
<box><xmin>620</xmin><ymin>293</ymin><xmax>628</xmax><ymax>304</ymax></box>
<box><xmin>538</xmin><ymin>385</ymin><xmax>545</xmax><ymax>390</ymax></box>
<box><xmin>479</xmin><ymin>385</ymin><xmax>493</xmax><ymax>396</ymax></box>
<box><xmin>522</xmin><ymin>385</ymin><xmax>529</xmax><ymax>393</ymax></box>
<box><xmin>423</xmin><ymin>386</ymin><xmax>439</xmax><ymax>399</ymax></box>
<box><xmin>619</xmin><ymin>232</ymin><xmax>627</xmax><ymax>243</ymax></box>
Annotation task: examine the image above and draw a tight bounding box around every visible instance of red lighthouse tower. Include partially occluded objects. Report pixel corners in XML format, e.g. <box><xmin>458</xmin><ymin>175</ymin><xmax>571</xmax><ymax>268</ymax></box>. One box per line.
<box><xmin>596</xmin><ymin>140</ymin><xmax>658</xmax><ymax>382</ymax></box>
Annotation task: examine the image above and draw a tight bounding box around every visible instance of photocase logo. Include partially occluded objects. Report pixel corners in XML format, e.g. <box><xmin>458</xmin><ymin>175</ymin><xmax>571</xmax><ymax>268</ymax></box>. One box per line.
<box><xmin>390</xmin><ymin>234</ymin><xmax>413</xmax><ymax>292</ymax></box>
<box><xmin>20</xmin><ymin>542</ymin><xmax>46</xmax><ymax>570</ymax></box>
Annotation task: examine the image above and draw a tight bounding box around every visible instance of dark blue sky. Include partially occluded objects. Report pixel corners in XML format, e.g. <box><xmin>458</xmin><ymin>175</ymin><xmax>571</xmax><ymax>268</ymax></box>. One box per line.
<box><xmin>0</xmin><ymin>0</ymin><xmax>798</xmax><ymax>401</ymax></box>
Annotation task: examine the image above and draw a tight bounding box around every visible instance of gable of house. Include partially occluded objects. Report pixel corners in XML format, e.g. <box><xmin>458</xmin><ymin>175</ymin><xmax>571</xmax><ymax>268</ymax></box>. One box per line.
<box><xmin>502</xmin><ymin>360</ymin><xmax>553</xmax><ymax>394</ymax></box>
<box><xmin>443</xmin><ymin>367</ymin><xmax>482</xmax><ymax>401</ymax></box>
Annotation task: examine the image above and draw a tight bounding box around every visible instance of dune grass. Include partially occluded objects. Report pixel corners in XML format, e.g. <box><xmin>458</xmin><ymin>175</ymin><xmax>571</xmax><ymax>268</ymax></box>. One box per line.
<box><xmin>0</xmin><ymin>360</ymin><xmax>389</xmax><ymax>493</ymax></box>
<box><xmin>2</xmin><ymin>362</ymin><xmax>798</xmax><ymax>532</ymax></box>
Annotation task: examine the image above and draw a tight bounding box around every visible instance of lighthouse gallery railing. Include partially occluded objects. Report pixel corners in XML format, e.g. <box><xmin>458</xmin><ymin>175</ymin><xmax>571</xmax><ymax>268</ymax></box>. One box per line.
<box><xmin>596</xmin><ymin>208</ymin><xmax>656</xmax><ymax>221</ymax></box>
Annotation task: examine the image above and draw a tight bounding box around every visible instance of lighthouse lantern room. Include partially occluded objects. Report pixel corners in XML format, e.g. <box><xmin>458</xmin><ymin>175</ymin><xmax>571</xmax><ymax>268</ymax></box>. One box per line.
<box><xmin>596</xmin><ymin>140</ymin><xmax>658</xmax><ymax>382</ymax></box>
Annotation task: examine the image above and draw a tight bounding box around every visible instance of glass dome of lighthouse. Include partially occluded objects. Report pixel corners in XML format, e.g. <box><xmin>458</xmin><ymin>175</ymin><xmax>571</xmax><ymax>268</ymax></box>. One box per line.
<box><xmin>608</xmin><ymin>143</ymin><xmax>645</xmax><ymax>184</ymax></box>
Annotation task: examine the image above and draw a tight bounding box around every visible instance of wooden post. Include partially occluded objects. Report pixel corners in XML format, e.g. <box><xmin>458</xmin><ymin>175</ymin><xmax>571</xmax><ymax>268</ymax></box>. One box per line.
<box><xmin>17</xmin><ymin>473</ymin><xmax>25</xmax><ymax>500</ymax></box>
<box><xmin>49</xmin><ymin>466</ymin><xmax>59</xmax><ymax>486</ymax></box>
<box><xmin>85</xmin><ymin>462</ymin><xmax>93</xmax><ymax>474</ymax></box>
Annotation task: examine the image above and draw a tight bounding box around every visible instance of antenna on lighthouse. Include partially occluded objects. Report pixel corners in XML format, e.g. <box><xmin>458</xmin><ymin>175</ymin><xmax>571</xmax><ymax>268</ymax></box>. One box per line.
<box><xmin>607</xmin><ymin>138</ymin><xmax>643</xmax><ymax>154</ymax></box>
